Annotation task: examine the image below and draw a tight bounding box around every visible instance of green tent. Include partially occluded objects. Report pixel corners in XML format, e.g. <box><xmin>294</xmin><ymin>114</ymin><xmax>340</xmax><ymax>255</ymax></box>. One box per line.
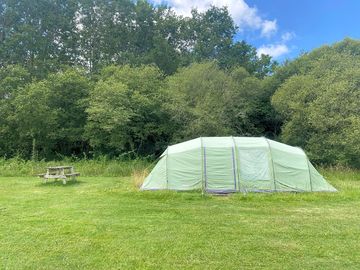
<box><xmin>141</xmin><ymin>137</ymin><xmax>336</xmax><ymax>193</ymax></box>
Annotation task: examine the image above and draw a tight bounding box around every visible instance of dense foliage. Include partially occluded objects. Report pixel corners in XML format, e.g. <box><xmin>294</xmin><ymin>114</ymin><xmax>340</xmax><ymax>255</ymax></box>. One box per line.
<box><xmin>0</xmin><ymin>0</ymin><xmax>273</xmax><ymax>76</ymax></box>
<box><xmin>272</xmin><ymin>39</ymin><xmax>360</xmax><ymax>167</ymax></box>
<box><xmin>0</xmin><ymin>0</ymin><xmax>359</xmax><ymax>167</ymax></box>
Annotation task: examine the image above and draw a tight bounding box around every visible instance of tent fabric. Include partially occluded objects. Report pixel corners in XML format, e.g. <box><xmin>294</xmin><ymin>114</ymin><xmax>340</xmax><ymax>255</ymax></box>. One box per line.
<box><xmin>141</xmin><ymin>137</ymin><xmax>337</xmax><ymax>193</ymax></box>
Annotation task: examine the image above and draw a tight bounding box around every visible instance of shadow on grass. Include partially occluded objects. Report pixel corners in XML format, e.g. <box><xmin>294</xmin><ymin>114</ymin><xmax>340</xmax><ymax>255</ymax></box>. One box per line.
<box><xmin>37</xmin><ymin>179</ymin><xmax>85</xmax><ymax>187</ymax></box>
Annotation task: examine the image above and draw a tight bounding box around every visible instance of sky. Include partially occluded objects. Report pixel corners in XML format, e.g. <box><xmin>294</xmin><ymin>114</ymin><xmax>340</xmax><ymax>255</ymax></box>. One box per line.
<box><xmin>151</xmin><ymin>0</ymin><xmax>360</xmax><ymax>61</ymax></box>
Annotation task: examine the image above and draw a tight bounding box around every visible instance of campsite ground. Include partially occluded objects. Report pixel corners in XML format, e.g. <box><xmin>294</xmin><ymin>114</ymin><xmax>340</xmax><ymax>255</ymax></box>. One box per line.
<box><xmin>0</xmin><ymin>169</ymin><xmax>359</xmax><ymax>269</ymax></box>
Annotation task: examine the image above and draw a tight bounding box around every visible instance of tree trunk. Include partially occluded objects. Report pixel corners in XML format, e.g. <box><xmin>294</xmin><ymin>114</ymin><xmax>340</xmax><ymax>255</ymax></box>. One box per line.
<box><xmin>31</xmin><ymin>137</ymin><xmax>37</xmax><ymax>161</ymax></box>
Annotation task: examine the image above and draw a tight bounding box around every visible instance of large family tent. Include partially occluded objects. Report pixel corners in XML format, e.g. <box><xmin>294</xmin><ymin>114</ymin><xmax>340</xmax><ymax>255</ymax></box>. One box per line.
<box><xmin>141</xmin><ymin>137</ymin><xmax>336</xmax><ymax>193</ymax></box>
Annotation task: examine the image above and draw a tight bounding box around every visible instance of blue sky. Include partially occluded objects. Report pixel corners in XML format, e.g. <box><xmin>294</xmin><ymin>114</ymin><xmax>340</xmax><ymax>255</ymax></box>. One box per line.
<box><xmin>152</xmin><ymin>0</ymin><xmax>360</xmax><ymax>61</ymax></box>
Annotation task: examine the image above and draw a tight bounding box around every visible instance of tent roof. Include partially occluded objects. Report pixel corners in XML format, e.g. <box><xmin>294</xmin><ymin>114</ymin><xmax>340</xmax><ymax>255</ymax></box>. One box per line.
<box><xmin>162</xmin><ymin>137</ymin><xmax>304</xmax><ymax>156</ymax></box>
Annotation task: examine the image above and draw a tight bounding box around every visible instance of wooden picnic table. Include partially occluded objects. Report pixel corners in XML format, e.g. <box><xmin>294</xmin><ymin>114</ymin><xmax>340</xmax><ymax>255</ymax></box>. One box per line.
<box><xmin>38</xmin><ymin>166</ymin><xmax>80</xmax><ymax>184</ymax></box>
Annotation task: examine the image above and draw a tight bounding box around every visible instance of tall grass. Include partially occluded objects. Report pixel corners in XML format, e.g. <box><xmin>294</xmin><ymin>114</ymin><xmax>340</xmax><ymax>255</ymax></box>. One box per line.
<box><xmin>0</xmin><ymin>156</ymin><xmax>154</xmax><ymax>177</ymax></box>
<box><xmin>132</xmin><ymin>167</ymin><xmax>150</xmax><ymax>188</ymax></box>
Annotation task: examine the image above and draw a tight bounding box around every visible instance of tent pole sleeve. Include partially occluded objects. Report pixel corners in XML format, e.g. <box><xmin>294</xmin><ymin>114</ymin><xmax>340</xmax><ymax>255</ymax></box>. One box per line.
<box><xmin>307</xmin><ymin>159</ymin><xmax>313</xmax><ymax>191</ymax></box>
<box><xmin>265</xmin><ymin>138</ymin><xmax>277</xmax><ymax>192</ymax></box>
<box><xmin>300</xmin><ymin>148</ymin><xmax>313</xmax><ymax>191</ymax></box>
<box><xmin>200</xmin><ymin>137</ymin><xmax>205</xmax><ymax>194</ymax></box>
<box><xmin>203</xmin><ymin>146</ymin><xmax>208</xmax><ymax>191</ymax></box>
<box><xmin>165</xmin><ymin>147</ymin><xmax>169</xmax><ymax>189</ymax></box>
<box><xmin>231</xmin><ymin>136</ymin><xmax>241</xmax><ymax>192</ymax></box>
<box><xmin>231</xmin><ymin>147</ymin><xmax>237</xmax><ymax>192</ymax></box>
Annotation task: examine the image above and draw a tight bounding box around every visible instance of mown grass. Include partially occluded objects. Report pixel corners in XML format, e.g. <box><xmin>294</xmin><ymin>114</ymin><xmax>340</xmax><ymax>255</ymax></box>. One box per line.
<box><xmin>0</xmin><ymin>167</ymin><xmax>360</xmax><ymax>269</ymax></box>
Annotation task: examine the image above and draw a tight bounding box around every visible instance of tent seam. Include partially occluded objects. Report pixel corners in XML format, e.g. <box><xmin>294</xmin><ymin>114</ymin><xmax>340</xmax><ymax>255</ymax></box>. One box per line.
<box><xmin>231</xmin><ymin>147</ymin><xmax>237</xmax><ymax>191</ymax></box>
<box><xmin>231</xmin><ymin>136</ymin><xmax>241</xmax><ymax>192</ymax></box>
<box><xmin>307</xmin><ymin>159</ymin><xmax>313</xmax><ymax>191</ymax></box>
<box><xmin>264</xmin><ymin>137</ymin><xmax>277</xmax><ymax>192</ymax></box>
<box><xmin>204</xmin><ymin>146</ymin><xmax>208</xmax><ymax>191</ymax></box>
<box><xmin>200</xmin><ymin>137</ymin><xmax>205</xmax><ymax>194</ymax></box>
<box><xmin>301</xmin><ymin>148</ymin><xmax>313</xmax><ymax>191</ymax></box>
<box><xmin>297</xmin><ymin>147</ymin><xmax>313</xmax><ymax>191</ymax></box>
<box><xmin>165</xmin><ymin>147</ymin><xmax>169</xmax><ymax>189</ymax></box>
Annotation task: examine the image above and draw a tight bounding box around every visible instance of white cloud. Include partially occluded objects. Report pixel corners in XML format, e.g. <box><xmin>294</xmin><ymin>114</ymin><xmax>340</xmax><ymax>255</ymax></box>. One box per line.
<box><xmin>257</xmin><ymin>44</ymin><xmax>289</xmax><ymax>58</ymax></box>
<box><xmin>157</xmin><ymin>0</ymin><xmax>278</xmax><ymax>37</ymax></box>
<box><xmin>257</xmin><ymin>32</ymin><xmax>295</xmax><ymax>59</ymax></box>
<box><xmin>281</xmin><ymin>31</ymin><xmax>295</xmax><ymax>42</ymax></box>
<box><xmin>261</xmin><ymin>20</ymin><xmax>277</xmax><ymax>37</ymax></box>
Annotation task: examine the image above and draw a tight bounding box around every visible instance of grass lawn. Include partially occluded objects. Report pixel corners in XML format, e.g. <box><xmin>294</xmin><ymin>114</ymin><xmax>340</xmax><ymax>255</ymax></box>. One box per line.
<box><xmin>1</xmin><ymin>169</ymin><xmax>360</xmax><ymax>269</ymax></box>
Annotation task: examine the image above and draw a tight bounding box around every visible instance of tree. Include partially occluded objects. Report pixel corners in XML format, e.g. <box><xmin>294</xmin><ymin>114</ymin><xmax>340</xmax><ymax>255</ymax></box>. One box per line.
<box><xmin>85</xmin><ymin>79</ymin><xmax>133</xmax><ymax>155</ymax></box>
<box><xmin>190</xmin><ymin>6</ymin><xmax>235</xmax><ymax>61</ymax></box>
<box><xmin>218</xmin><ymin>41</ymin><xmax>276</xmax><ymax>77</ymax></box>
<box><xmin>0</xmin><ymin>0</ymin><xmax>275</xmax><ymax>77</ymax></box>
<box><xmin>163</xmin><ymin>62</ymin><xmax>281</xmax><ymax>143</ymax></box>
<box><xmin>163</xmin><ymin>62</ymin><xmax>233</xmax><ymax>141</ymax></box>
<box><xmin>272</xmin><ymin>39</ymin><xmax>360</xmax><ymax>167</ymax></box>
<box><xmin>46</xmin><ymin>68</ymin><xmax>91</xmax><ymax>156</ymax></box>
<box><xmin>0</xmin><ymin>66</ymin><xmax>90</xmax><ymax>159</ymax></box>
<box><xmin>86</xmin><ymin>65</ymin><xmax>170</xmax><ymax>156</ymax></box>
<box><xmin>0</xmin><ymin>65</ymin><xmax>31</xmax><ymax>157</ymax></box>
<box><xmin>0</xmin><ymin>0</ymin><xmax>78</xmax><ymax>77</ymax></box>
<box><xmin>12</xmin><ymin>81</ymin><xmax>58</xmax><ymax>159</ymax></box>
<box><xmin>226</xmin><ymin>67</ymin><xmax>281</xmax><ymax>137</ymax></box>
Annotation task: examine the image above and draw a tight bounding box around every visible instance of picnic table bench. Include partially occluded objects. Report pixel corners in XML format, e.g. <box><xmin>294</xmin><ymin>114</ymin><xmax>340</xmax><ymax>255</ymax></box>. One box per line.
<box><xmin>37</xmin><ymin>166</ymin><xmax>80</xmax><ymax>184</ymax></box>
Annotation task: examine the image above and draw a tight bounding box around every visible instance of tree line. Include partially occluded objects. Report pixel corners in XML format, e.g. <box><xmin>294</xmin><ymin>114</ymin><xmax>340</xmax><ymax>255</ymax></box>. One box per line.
<box><xmin>0</xmin><ymin>1</ymin><xmax>359</xmax><ymax>167</ymax></box>
<box><xmin>0</xmin><ymin>0</ymin><xmax>274</xmax><ymax>77</ymax></box>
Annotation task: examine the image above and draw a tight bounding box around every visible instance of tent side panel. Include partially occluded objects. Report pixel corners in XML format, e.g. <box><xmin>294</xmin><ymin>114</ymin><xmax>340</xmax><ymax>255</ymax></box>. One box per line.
<box><xmin>268</xmin><ymin>140</ymin><xmax>311</xmax><ymax>191</ymax></box>
<box><xmin>238</xmin><ymin>147</ymin><xmax>273</xmax><ymax>191</ymax></box>
<box><xmin>204</xmin><ymin>147</ymin><xmax>235</xmax><ymax>192</ymax></box>
<box><xmin>167</xmin><ymin>148</ymin><xmax>202</xmax><ymax>190</ymax></box>
<box><xmin>308</xmin><ymin>162</ymin><xmax>337</xmax><ymax>192</ymax></box>
<box><xmin>141</xmin><ymin>156</ymin><xmax>167</xmax><ymax>190</ymax></box>
<box><xmin>234</xmin><ymin>137</ymin><xmax>272</xmax><ymax>192</ymax></box>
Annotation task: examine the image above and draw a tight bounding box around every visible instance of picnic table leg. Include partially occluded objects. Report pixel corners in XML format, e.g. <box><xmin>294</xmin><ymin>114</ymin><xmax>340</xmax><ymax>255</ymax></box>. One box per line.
<box><xmin>44</xmin><ymin>169</ymin><xmax>49</xmax><ymax>183</ymax></box>
<box><xmin>71</xmin><ymin>167</ymin><xmax>76</xmax><ymax>181</ymax></box>
<box><xmin>60</xmin><ymin>168</ymin><xmax>67</xmax><ymax>184</ymax></box>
